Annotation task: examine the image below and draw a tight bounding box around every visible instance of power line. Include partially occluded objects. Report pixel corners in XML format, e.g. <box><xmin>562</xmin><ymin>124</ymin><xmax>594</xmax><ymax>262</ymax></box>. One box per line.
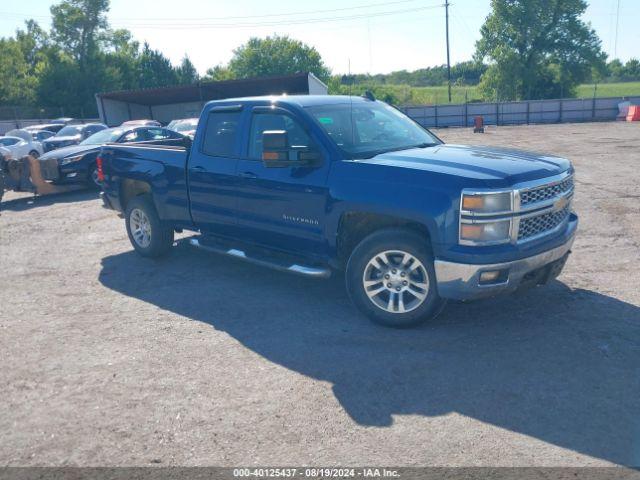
<box><xmin>0</xmin><ymin>0</ymin><xmax>429</xmax><ymax>23</ymax></box>
<box><xmin>104</xmin><ymin>5</ymin><xmax>445</xmax><ymax>29</ymax></box>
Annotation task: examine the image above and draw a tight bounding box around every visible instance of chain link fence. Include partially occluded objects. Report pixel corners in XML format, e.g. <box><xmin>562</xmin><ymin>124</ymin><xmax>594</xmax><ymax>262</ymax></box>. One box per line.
<box><xmin>0</xmin><ymin>106</ymin><xmax>100</xmax><ymax>135</ymax></box>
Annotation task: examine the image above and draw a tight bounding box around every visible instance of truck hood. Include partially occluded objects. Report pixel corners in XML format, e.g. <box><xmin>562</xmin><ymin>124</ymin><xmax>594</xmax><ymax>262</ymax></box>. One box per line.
<box><xmin>361</xmin><ymin>144</ymin><xmax>571</xmax><ymax>185</ymax></box>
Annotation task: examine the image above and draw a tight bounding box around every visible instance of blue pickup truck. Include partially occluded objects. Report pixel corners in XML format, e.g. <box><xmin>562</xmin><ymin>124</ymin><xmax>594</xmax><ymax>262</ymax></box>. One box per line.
<box><xmin>99</xmin><ymin>95</ymin><xmax>577</xmax><ymax>327</ymax></box>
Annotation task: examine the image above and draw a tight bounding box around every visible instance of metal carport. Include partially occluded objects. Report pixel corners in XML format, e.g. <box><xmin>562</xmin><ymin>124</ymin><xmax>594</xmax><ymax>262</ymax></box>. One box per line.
<box><xmin>95</xmin><ymin>72</ymin><xmax>328</xmax><ymax>126</ymax></box>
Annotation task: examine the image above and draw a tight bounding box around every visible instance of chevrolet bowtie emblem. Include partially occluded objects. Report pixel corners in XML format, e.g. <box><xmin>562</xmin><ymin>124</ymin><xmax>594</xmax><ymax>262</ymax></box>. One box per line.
<box><xmin>554</xmin><ymin>195</ymin><xmax>569</xmax><ymax>210</ymax></box>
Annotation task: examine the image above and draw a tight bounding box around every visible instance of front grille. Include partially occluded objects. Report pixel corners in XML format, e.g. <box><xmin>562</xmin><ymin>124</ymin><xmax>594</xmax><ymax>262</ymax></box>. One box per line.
<box><xmin>520</xmin><ymin>176</ymin><xmax>573</xmax><ymax>206</ymax></box>
<box><xmin>518</xmin><ymin>206</ymin><xmax>570</xmax><ymax>241</ymax></box>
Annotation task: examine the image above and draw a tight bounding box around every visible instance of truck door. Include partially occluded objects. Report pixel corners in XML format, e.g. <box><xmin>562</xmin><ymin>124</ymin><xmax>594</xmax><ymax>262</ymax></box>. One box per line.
<box><xmin>187</xmin><ymin>106</ymin><xmax>243</xmax><ymax>235</ymax></box>
<box><xmin>235</xmin><ymin>107</ymin><xmax>331</xmax><ymax>257</ymax></box>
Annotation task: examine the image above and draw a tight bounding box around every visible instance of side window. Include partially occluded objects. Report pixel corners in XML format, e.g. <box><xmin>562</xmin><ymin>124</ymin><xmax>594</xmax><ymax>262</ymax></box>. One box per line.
<box><xmin>122</xmin><ymin>130</ymin><xmax>147</xmax><ymax>143</ymax></box>
<box><xmin>0</xmin><ymin>138</ymin><xmax>19</xmax><ymax>146</ymax></box>
<box><xmin>201</xmin><ymin>110</ymin><xmax>241</xmax><ymax>157</ymax></box>
<box><xmin>247</xmin><ymin>113</ymin><xmax>312</xmax><ymax>160</ymax></box>
<box><xmin>146</xmin><ymin>128</ymin><xmax>171</xmax><ymax>140</ymax></box>
<box><xmin>164</xmin><ymin>129</ymin><xmax>183</xmax><ymax>139</ymax></box>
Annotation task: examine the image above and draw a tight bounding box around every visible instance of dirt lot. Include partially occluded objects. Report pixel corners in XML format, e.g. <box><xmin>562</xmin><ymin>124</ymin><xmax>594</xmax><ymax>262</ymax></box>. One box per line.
<box><xmin>1</xmin><ymin>122</ymin><xmax>639</xmax><ymax>467</ymax></box>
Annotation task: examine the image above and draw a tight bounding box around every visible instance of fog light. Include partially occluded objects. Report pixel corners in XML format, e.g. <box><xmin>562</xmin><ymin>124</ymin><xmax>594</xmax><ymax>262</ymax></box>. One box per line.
<box><xmin>479</xmin><ymin>270</ymin><xmax>507</xmax><ymax>285</ymax></box>
<box><xmin>480</xmin><ymin>271</ymin><xmax>500</xmax><ymax>282</ymax></box>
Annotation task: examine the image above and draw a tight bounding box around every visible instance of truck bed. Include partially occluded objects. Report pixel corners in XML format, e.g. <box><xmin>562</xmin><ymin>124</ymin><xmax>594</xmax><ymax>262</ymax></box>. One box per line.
<box><xmin>99</xmin><ymin>138</ymin><xmax>192</xmax><ymax>225</ymax></box>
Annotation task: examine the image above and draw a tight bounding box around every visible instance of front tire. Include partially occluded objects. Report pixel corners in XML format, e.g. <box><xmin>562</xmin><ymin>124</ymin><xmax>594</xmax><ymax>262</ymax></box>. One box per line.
<box><xmin>87</xmin><ymin>164</ymin><xmax>101</xmax><ymax>189</ymax></box>
<box><xmin>125</xmin><ymin>195</ymin><xmax>174</xmax><ymax>258</ymax></box>
<box><xmin>28</xmin><ymin>150</ymin><xmax>40</xmax><ymax>159</ymax></box>
<box><xmin>346</xmin><ymin>228</ymin><xmax>445</xmax><ymax>328</ymax></box>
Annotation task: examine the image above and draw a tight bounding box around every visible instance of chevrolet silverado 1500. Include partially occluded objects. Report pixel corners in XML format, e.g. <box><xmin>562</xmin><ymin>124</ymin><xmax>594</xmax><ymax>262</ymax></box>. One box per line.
<box><xmin>99</xmin><ymin>95</ymin><xmax>578</xmax><ymax>327</ymax></box>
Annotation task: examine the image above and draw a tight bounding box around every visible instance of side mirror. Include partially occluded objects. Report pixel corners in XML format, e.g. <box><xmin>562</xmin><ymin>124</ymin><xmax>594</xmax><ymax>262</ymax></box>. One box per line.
<box><xmin>262</xmin><ymin>130</ymin><xmax>322</xmax><ymax>168</ymax></box>
<box><xmin>262</xmin><ymin>130</ymin><xmax>289</xmax><ymax>164</ymax></box>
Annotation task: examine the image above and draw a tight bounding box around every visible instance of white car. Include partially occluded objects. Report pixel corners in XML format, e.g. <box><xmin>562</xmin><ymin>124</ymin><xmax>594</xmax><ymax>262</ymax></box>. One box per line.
<box><xmin>0</xmin><ymin>145</ymin><xmax>11</xmax><ymax>162</ymax></box>
<box><xmin>0</xmin><ymin>129</ymin><xmax>45</xmax><ymax>158</ymax></box>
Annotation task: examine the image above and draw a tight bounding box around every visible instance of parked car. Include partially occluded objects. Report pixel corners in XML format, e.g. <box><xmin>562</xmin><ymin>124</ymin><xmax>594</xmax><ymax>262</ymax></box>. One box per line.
<box><xmin>38</xmin><ymin>126</ymin><xmax>185</xmax><ymax>189</ymax></box>
<box><xmin>99</xmin><ymin>95</ymin><xmax>578</xmax><ymax>328</ymax></box>
<box><xmin>50</xmin><ymin>117</ymin><xmax>80</xmax><ymax>125</ymax></box>
<box><xmin>168</xmin><ymin>118</ymin><xmax>198</xmax><ymax>138</ymax></box>
<box><xmin>31</xmin><ymin>130</ymin><xmax>55</xmax><ymax>142</ymax></box>
<box><xmin>42</xmin><ymin>123</ymin><xmax>107</xmax><ymax>152</ymax></box>
<box><xmin>24</xmin><ymin>123</ymin><xmax>66</xmax><ymax>135</ymax></box>
<box><xmin>121</xmin><ymin>119</ymin><xmax>161</xmax><ymax>127</ymax></box>
<box><xmin>0</xmin><ymin>129</ymin><xmax>44</xmax><ymax>158</ymax></box>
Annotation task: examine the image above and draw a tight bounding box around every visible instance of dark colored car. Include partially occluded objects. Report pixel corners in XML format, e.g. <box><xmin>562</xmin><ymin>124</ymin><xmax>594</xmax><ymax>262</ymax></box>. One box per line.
<box><xmin>38</xmin><ymin>126</ymin><xmax>185</xmax><ymax>188</ymax></box>
<box><xmin>24</xmin><ymin>123</ymin><xmax>66</xmax><ymax>135</ymax></box>
<box><xmin>42</xmin><ymin>123</ymin><xmax>107</xmax><ymax>152</ymax></box>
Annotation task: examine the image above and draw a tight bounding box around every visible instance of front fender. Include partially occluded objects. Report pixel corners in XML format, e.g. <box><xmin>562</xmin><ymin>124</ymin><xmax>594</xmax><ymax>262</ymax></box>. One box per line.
<box><xmin>326</xmin><ymin>181</ymin><xmax>456</xmax><ymax>257</ymax></box>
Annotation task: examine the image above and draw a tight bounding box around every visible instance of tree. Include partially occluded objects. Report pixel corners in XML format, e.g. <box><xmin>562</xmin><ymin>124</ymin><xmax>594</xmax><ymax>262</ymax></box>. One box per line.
<box><xmin>203</xmin><ymin>64</ymin><xmax>235</xmax><ymax>82</ymax></box>
<box><xmin>137</xmin><ymin>42</ymin><xmax>179</xmax><ymax>88</ymax></box>
<box><xmin>475</xmin><ymin>0</ymin><xmax>606</xmax><ymax>100</ymax></box>
<box><xmin>176</xmin><ymin>55</ymin><xmax>199</xmax><ymax>84</ymax></box>
<box><xmin>50</xmin><ymin>0</ymin><xmax>109</xmax><ymax>68</ymax></box>
<box><xmin>0</xmin><ymin>38</ymin><xmax>37</xmax><ymax>105</ymax></box>
<box><xmin>227</xmin><ymin>35</ymin><xmax>330</xmax><ymax>82</ymax></box>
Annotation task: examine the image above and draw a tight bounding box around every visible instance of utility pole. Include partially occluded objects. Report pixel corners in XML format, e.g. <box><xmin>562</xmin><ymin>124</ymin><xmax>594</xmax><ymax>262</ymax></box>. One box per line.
<box><xmin>445</xmin><ymin>0</ymin><xmax>452</xmax><ymax>103</ymax></box>
<box><xmin>614</xmin><ymin>0</ymin><xmax>621</xmax><ymax>58</ymax></box>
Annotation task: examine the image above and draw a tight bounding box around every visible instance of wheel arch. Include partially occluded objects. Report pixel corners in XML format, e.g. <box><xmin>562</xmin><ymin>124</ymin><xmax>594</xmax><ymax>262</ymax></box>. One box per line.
<box><xmin>119</xmin><ymin>178</ymin><xmax>152</xmax><ymax>211</ymax></box>
<box><xmin>336</xmin><ymin>211</ymin><xmax>435</xmax><ymax>268</ymax></box>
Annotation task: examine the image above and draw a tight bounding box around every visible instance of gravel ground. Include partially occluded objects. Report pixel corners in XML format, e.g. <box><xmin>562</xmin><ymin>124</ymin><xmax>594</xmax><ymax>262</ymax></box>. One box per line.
<box><xmin>0</xmin><ymin>122</ymin><xmax>639</xmax><ymax>467</ymax></box>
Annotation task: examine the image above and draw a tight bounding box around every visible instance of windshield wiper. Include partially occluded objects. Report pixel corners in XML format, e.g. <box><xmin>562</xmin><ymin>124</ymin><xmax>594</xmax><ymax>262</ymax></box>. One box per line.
<box><xmin>353</xmin><ymin>142</ymin><xmax>440</xmax><ymax>160</ymax></box>
<box><xmin>411</xmin><ymin>142</ymin><xmax>439</xmax><ymax>148</ymax></box>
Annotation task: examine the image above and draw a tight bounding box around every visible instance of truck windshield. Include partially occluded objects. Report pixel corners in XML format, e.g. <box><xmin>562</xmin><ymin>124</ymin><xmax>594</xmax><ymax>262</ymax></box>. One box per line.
<box><xmin>306</xmin><ymin>101</ymin><xmax>440</xmax><ymax>159</ymax></box>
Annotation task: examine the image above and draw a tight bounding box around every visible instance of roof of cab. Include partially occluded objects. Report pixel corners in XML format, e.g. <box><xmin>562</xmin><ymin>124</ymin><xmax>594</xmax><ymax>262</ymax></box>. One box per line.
<box><xmin>205</xmin><ymin>95</ymin><xmax>372</xmax><ymax>108</ymax></box>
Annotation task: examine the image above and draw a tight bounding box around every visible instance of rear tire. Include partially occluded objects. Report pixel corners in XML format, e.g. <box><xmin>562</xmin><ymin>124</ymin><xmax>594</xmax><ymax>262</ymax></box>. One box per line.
<box><xmin>346</xmin><ymin>228</ymin><xmax>445</xmax><ymax>328</ymax></box>
<box><xmin>125</xmin><ymin>195</ymin><xmax>174</xmax><ymax>258</ymax></box>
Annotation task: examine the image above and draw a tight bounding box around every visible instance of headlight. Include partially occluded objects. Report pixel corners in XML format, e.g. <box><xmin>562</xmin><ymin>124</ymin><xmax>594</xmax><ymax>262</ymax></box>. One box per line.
<box><xmin>60</xmin><ymin>155</ymin><xmax>83</xmax><ymax>165</ymax></box>
<box><xmin>459</xmin><ymin>220</ymin><xmax>511</xmax><ymax>245</ymax></box>
<box><xmin>461</xmin><ymin>191</ymin><xmax>512</xmax><ymax>214</ymax></box>
<box><xmin>459</xmin><ymin>190</ymin><xmax>514</xmax><ymax>246</ymax></box>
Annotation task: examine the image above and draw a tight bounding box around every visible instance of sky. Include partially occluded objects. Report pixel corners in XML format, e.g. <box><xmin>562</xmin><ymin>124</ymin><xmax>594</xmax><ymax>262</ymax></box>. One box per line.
<box><xmin>1</xmin><ymin>0</ymin><xmax>638</xmax><ymax>76</ymax></box>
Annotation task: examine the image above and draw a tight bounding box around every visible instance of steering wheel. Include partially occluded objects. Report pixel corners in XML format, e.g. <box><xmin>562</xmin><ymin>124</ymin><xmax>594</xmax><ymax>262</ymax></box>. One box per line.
<box><xmin>371</xmin><ymin>131</ymin><xmax>395</xmax><ymax>142</ymax></box>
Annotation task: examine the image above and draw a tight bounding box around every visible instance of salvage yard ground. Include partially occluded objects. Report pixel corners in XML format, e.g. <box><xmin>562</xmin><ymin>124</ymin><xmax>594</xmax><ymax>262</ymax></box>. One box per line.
<box><xmin>0</xmin><ymin>122</ymin><xmax>639</xmax><ymax>466</ymax></box>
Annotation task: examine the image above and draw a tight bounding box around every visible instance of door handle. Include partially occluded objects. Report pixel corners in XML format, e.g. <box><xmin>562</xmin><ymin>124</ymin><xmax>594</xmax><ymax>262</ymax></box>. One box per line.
<box><xmin>191</xmin><ymin>165</ymin><xmax>206</xmax><ymax>172</ymax></box>
<box><xmin>239</xmin><ymin>171</ymin><xmax>257</xmax><ymax>179</ymax></box>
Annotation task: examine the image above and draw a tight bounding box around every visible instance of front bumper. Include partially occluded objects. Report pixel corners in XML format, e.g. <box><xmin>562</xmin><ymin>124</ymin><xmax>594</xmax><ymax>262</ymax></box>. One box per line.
<box><xmin>37</xmin><ymin>158</ymin><xmax>88</xmax><ymax>184</ymax></box>
<box><xmin>434</xmin><ymin>214</ymin><xmax>577</xmax><ymax>300</ymax></box>
<box><xmin>38</xmin><ymin>158</ymin><xmax>60</xmax><ymax>181</ymax></box>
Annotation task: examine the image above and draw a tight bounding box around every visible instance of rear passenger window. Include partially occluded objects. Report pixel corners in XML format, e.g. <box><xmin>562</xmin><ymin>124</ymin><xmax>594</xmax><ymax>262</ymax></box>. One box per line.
<box><xmin>202</xmin><ymin>111</ymin><xmax>241</xmax><ymax>157</ymax></box>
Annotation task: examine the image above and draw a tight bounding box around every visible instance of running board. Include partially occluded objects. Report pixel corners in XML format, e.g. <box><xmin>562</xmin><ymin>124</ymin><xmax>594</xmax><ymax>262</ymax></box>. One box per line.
<box><xmin>188</xmin><ymin>238</ymin><xmax>331</xmax><ymax>279</ymax></box>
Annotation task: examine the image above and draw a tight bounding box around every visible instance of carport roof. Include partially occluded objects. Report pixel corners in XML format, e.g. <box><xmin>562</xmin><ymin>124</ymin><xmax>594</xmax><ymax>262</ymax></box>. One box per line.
<box><xmin>97</xmin><ymin>72</ymin><xmax>324</xmax><ymax>106</ymax></box>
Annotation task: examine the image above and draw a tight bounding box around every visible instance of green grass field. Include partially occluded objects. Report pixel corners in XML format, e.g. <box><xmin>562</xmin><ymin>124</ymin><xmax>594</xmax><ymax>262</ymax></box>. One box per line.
<box><xmin>338</xmin><ymin>81</ymin><xmax>640</xmax><ymax>105</ymax></box>
<box><xmin>574</xmin><ymin>82</ymin><xmax>640</xmax><ymax>99</ymax></box>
